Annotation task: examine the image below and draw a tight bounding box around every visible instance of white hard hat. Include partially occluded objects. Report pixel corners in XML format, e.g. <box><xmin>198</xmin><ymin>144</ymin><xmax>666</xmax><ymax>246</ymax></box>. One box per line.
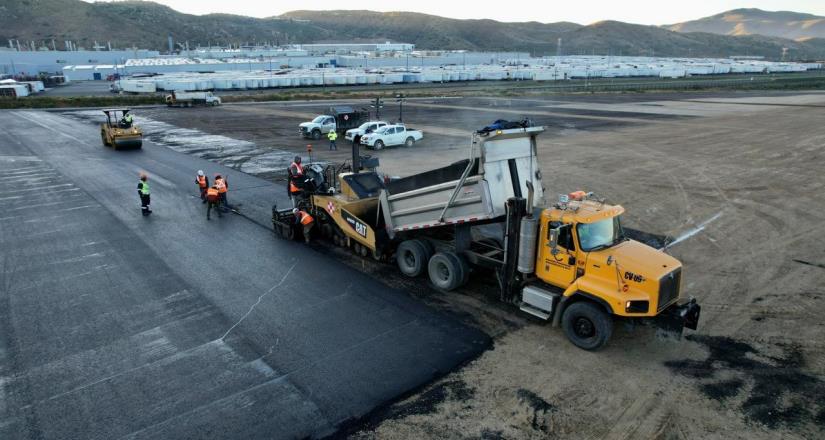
<box><xmin>292</xmin><ymin>208</ymin><xmax>299</xmax><ymax>213</ymax></box>
<box><xmin>197</xmin><ymin>170</ymin><xmax>204</xmax><ymax>176</ymax></box>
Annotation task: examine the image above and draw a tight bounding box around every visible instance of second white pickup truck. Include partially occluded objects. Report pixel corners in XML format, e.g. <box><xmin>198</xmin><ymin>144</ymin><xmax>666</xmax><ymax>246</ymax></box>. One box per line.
<box><xmin>360</xmin><ymin>124</ymin><xmax>424</xmax><ymax>150</ymax></box>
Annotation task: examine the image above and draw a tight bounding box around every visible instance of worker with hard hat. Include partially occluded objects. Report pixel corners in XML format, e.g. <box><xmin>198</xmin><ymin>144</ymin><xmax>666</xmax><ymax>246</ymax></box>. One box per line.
<box><xmin>288</xmin><ymin>156</ymin><xmax>304</xmax><ymax>208</ymax></box>
<box><xmin>206</xmin><ymin>184</ymin><xmax>222</xmax><ymax>220</ymax></box>
<box><xmin>327</xmin><ymin>129</ymin><xmax>338</xmax><ymax>151</ymax></box>
<box><xmin>293</xmin><ymin>208</ymin><xmax>314</xmax><ymax>243</ymax></box>
<box><xmin>214</xmin><ymin>173</ymin><xmax>229</xmax><ymax>211</ymax></box>
<box><xmin>137</xmin><ymin>172</ymin><xmax>151</xmax><ymax>216</ymax></box>
<box><xmin>121</xmin><ymin>112</ymin><xmax>134</xmax><ymax>128</ymax></box>
<box><xmin>195</xmin><ymin>170</ymin><xmax>209</xmax><ymax>203</ymax></box>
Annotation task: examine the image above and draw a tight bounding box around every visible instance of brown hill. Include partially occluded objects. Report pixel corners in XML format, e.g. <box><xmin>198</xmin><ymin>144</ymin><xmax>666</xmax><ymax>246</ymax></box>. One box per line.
<box><xmin>667</xmin><ymin>8</ymin><xmax>825</xmax><ymax>41</ymax></box>
<box><xmin>2</xmin><ymin>1</ymin><xmax>824</xmax><ymax>59</ymax></box>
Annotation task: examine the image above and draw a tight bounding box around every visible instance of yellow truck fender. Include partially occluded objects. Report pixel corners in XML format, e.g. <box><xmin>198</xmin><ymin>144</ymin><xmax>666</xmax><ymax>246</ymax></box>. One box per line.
<box><xmin>551</xmin><ymin>281</ymin><xmax>616</xmax><ymax>327</ymax></box>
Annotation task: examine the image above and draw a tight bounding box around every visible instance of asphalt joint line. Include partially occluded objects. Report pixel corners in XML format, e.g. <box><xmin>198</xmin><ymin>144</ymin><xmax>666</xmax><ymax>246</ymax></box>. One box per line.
<box><xmin>219</xmin><ymin>262</ymin><xmax>297</xmax><ymax>342</ymax></box>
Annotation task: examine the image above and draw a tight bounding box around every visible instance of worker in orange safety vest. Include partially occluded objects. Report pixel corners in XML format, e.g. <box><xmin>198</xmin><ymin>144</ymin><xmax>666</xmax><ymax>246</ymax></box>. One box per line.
<box><xmin>206</xmin><ymin>185</ymin><xmax>222</xmax><ymax>220</ymax></box>
<box><xmin>214</xmin><ymin>174</ymin><xmax>229</xmax><ymax>212</ymax></box>
<box><xmin>288</xmin><ymin>156</ymin><xmax>304</xmax><ymax>208</ymax></box>
<box><xmin>293</xmin><ymin>208</ymin><xmax>314</xmax><ymax>243</ymax></box>
<box><xmin>195</xmin><ymin>170</ymin><xmax>209</xmax><ymax>203</ymax></box>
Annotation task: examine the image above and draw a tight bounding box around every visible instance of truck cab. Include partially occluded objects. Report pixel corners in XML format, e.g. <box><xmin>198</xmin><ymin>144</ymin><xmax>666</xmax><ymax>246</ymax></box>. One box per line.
<box><xmin>300</xmin><ymin>115</ymin><xmax>336</xmax><ymax>140</ymax></box>
<box><xmin>537</xmin><ymin>198</ymin><xmax>683</xmax><ymax>318</ymax></box>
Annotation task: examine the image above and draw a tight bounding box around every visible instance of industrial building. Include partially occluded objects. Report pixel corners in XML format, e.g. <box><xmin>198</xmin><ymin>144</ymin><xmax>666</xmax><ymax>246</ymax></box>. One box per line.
<box><xmin>0</xmin><ymin>48</ymin><xmax>159</xmax><ymax>76</ymax></box>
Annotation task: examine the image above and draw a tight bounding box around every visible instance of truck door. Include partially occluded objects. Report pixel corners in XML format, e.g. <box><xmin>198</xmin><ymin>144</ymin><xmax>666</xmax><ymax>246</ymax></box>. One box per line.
<box><xmin>324</xmin><ymin>117</ymin><xmax>335</xmax><ymax>132</ymax></box>
<box><xmin>538</xmin><ymin>222</ymin><xmax>578</xmax><ymax>288</ymax></box>
<box><xmin>394</xmin><ymin>127</ymin><xmax>405</xmax><ymax>144</ymax></box>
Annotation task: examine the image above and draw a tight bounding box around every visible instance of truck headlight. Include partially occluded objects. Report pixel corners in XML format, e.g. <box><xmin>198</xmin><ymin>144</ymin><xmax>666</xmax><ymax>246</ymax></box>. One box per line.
<box><xmin>625</xmin><ymin>301</ymin><xmax>649</xmax><ymax>313</ymax></box>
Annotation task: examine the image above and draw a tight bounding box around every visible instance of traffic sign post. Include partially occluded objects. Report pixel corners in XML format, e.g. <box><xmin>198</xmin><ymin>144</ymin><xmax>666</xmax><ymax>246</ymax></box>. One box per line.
<box><xmin>370</xmin><ymin>97</ymin><xmax>384</xmax><ymax>120</ymax></box>
<box><xmin>395</xmin><ymin>93</ymin><xmax>407</xmax><ymax>123</ymax></box>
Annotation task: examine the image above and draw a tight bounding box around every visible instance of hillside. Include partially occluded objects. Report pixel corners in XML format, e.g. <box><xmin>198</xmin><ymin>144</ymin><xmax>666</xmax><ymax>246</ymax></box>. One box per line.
<box><xmin>2</xmin><ymin>1</ymin><xmax>825</xmax><ymax>59</ymax></box>
<box><xmin>0</xmin><ymin>0</ymin><xmax>327</xmax><ymax>50</ymax></box>
<box><xmin>667</xmin><ymin>8</ymin><xmax>825</xmax><ymax>41</ymax></box>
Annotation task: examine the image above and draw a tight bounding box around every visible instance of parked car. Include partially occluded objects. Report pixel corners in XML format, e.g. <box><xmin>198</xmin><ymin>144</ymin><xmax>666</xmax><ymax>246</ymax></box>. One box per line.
<box><xmin>345</xmin><ymin>121</ymin><xmax>389</xmax><ymax>142</ymax></box>
<box><xmin>360</xmin><ymin>124</ymin><xmax>424</xmax><ymax>150</ymax></box>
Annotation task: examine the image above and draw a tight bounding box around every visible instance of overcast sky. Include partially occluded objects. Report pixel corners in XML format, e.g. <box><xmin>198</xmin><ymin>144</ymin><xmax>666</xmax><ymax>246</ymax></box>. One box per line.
<box><xmin>87</xmin><ymin>0</ymin><xmax>825</xmax><ymax>24</ymax></box>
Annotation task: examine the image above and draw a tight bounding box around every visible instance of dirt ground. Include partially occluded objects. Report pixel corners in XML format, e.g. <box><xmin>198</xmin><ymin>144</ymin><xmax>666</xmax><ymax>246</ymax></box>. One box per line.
<box><xmin>118</xmin><ymin>91</ymin><xmax>825</xmax><ymax>439</ymax></box>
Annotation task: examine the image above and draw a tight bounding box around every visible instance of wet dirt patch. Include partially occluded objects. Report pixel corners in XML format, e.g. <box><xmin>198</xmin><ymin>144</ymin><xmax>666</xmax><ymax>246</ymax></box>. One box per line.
<box><xmin>665</xmin><ymin>335</ymin><xmax>825</xmax><ymax>430</ymax></box>
<box><xmin>516</xmin><ymin>388</ymin><xmax>556</xmax><ymax>433</ymax></box>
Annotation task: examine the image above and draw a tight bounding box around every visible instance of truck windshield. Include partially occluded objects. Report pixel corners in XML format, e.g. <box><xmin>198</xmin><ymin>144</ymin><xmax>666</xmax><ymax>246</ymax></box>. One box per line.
<box><xmin>312</xmin><ymin>116</ymin><xmax>327</xmax><ymax>123</ymax></box>
<box><xmin>577</xmin><ymin>216</ymin><xmax>626</xmax><ymax>252</ymax></box>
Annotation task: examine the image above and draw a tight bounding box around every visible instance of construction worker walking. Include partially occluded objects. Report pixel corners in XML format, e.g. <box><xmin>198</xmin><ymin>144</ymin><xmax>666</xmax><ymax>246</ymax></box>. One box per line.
<box><xmin>293</xmin><ymin>208</ymin><xmax>314</xmax><ymax>243</ymax></box>
<box><xmin>214</xmin><ymin>173</ymin><xmax>229</xmax><ymax>211</ymax></box>
<box><xmin>327</xmin><ymin>130</ymin><xmax>338</xmax><ymax>151</ymax></box>
<box><xmin>195</xmin><ymin>170</ymin><xmax>209</xmax><ymax>203</ymax></box>
<box><xmin>206</xmin><ymin>185</ymin><xmax>222</xmax><ymax>220</ymax></box>
<box><xmin>137</xmin><ymin>173</ymin><xmax>151</xmax><ymax>216</ymax></box>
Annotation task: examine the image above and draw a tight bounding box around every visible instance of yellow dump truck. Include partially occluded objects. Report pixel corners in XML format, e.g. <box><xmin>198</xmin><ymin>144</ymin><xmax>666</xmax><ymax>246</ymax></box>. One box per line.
<box><xmin>275</xmin><ymin>126</ymin><xmax>700</xmax><ymax>350</ymax></box>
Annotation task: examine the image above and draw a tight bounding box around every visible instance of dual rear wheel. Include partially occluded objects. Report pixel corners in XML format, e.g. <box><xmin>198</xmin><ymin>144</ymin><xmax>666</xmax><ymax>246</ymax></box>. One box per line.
<box><xmin>396</xmin><ymin>239</ymin><xmax>469</xmax><ymax>291</ymax></box>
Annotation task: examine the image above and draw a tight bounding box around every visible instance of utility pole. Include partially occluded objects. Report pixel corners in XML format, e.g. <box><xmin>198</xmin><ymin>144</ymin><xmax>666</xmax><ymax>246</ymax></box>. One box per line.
<box><xmin>370</xmin><ymin>96</ymin><xmax>384</xmax><ymax>120</ymax></box>
<box><xmin>395</xmin><ymin>93</ymin><xmax>406</xmax><ymax>123</ymax></box>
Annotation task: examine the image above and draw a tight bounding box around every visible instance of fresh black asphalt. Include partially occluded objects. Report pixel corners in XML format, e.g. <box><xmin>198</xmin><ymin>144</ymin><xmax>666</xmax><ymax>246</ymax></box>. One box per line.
<box><xmin>0</xmin><ymin>110</ymin><xmax>490</xmax><ymax>439</ymax></box>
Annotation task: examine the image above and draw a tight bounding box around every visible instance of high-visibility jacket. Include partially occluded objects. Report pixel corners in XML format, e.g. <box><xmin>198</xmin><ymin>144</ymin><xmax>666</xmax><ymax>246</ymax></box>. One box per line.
<box><xmin>197</xmin><ymin>175</ymin><xmax>207</xmax><ymax>188</ymax></box>
<box><xmin>206</xmin><ymin>187</ymin><xmax>219</xmax><ymax>202</ymax></box>
<box><xmin>289</xmin><ymin>162</ymin><xmax>303</xmax><ymax>177</ymax></box>
<box><xmin>297</xmin><ymin>210</ymin><xmax>314</xmax><ymax>225</ymax></box>
<box><xmin>327</xmin><ymin>131</ymin><xmax>338</xmax><ymax>141</ymax></box>
<box><xmin>215</xmin><ymin>178</ymin><xmax>227</xmax><ymax>193</ymax></box>
<box><xmin>138</xmin><ymin>181</ymin><xmax>150</xmax><ymax>195</ymax></box>
<box><xmin>125</xmin><ymin>114</ymin><xmax>134</xmax><ymax>123</ymax></box>
<box><xmin>289</xmin><ymin>181</ymin><xmax>300</xmax><ymax>194</ymax></box>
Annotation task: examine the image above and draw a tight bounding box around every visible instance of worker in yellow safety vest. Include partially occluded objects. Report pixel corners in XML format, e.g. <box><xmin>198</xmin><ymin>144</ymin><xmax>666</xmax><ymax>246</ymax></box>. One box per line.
<box><xmin>137</xmin><ymin>173</ymin><xmax>151</xmax><ymax>216</ymax></box>
<box><xmin>327</xmin><ymin>130</ymin><xmax>338</xmax><ymax>151</ymax></box>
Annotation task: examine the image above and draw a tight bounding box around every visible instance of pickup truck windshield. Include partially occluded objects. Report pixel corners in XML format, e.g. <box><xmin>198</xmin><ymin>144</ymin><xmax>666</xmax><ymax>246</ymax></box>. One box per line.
<box><xmin>577</xmin><ymin>216</ymin><xmax>625</xmax><ymax>252</ymax></box>
<box><xmin>312</xmin><ymin>116</ymin><xmax>327</xmax><ymax>123</ymax></box>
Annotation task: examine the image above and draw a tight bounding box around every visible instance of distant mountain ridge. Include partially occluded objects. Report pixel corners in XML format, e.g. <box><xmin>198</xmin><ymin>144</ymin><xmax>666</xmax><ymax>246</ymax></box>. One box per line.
<box><xmin>667</xmin><ymin>8</ymin><xmax>825</xmax><ymax>41</ymax></box>
<box><xmin>2</xmin><ymin>1</ymin><xmax>825</xmax><ymax>59</ymax></box>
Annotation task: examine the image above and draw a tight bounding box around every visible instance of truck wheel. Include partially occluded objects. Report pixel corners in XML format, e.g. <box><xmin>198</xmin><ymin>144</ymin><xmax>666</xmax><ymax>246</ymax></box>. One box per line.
<box><xmin>404</xmin><ymin>137</ymin><xmax>415</xmax><ymax>147</ymax></box>
<box><xmin>561</xmin><ymin>302</ymin><xmax>613</xmax><ymax>351</ymax></box>
<box><xmin>427</xmin><ymin>252</ymin><xmax>462</xmax><ymax>291</ymax></box>
<box><xmin>101</xmin><ymin>132</ymin><xmax>109</xmax><ymax>146</ymax></box>
<box><xmin>312</xmin><ymin>130</ymin><xmax>322</xmax><ymax>140</ymax></box>
<box><xmin>445</xmin><ymin>252</ymin><xmax>470</xmax><ymax>287</ymax></box>
<box><xmin>373</xmin><ymin>140</ymin><xmax>384</xmax><ymax>150</ymax></box>
<box><xmin>397</xmin><ymin>239</ymin><xmax>428</xmax><ymax>277</ymax></box>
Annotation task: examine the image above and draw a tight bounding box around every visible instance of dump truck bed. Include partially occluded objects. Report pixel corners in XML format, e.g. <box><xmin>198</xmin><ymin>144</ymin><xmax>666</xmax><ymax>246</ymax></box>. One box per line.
<box><xmin>379</xmin><ymin>126</ymin><xmax>545</xmax><ymax>237</ymax></box>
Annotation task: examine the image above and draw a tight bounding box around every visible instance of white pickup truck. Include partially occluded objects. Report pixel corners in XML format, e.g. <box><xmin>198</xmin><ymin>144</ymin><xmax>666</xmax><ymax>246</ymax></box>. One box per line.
<box><xmin>345</xmin><ymin>121</ymin><xmax>389</xmax><ymax>142</ymax></box>
<box><xmin>360</xmin><ymin>124</ymin><xmax>424</xmax><ymax>150</ymax></box>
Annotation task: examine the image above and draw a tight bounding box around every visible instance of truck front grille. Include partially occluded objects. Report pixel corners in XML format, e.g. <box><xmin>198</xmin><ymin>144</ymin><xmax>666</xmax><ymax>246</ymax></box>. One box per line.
<box><xmin>658</xmin><ymin>268</ymin><xmax>681</xmax><ymax>312</ymax></box>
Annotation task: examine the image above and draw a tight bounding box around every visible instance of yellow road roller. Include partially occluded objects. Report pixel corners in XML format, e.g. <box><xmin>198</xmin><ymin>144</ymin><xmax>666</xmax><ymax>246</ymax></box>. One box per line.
<box><xmin>100</xmin><ymin>109</ymin><xmax>143</xmax><ymax>149</ymax></box>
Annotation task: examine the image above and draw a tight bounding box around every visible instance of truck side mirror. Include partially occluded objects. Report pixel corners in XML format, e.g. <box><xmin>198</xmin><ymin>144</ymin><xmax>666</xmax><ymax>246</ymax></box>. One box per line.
<box><xmin>548</xmin><ymin>228</ymin><xmax>560</xmax><ymax>254</ymax></box>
